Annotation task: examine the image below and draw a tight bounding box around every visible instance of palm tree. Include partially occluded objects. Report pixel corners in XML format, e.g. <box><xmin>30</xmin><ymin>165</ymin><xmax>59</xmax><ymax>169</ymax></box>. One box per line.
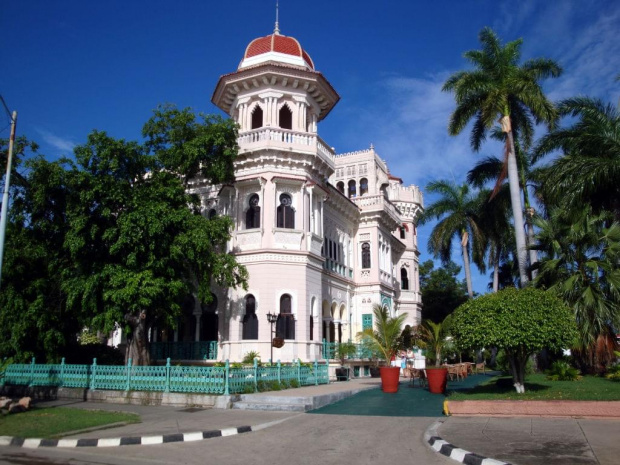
<box><xmin>473</xmin><ymin>185</ymin><xmax>515</xmax><ymax>292</ymax></box>
<box><xmin>443</xmin><ymin>27</ymin><xmax>562</xmax><ymax>284</ymax></box>
<box><xmin>357</xmin><ymin>304</ymin><xmax>407</xmax><ymax>365</ymax></box>
<box><xmin>532</xmin><ymin>207</ymin><xmax>620</xmax><ymax>373</ymax></box>
<box><xmin>416</xmin><ymin>317</ymin><xmax>453</xmax><ymax>367</ymax></box>
<box><xmin>468</xmin><ymin>130</ymin><xmax>544</xmax><ymax>278</ymax></box>
<box><xmin>534</xmin><ymin>97</ymin><xmax>620</xmax><ymax>220</ymax></box>
<box><xmin>419</xmin><ymin>181</ymin><xmax>484</xmax><ymax>297</ymax></box>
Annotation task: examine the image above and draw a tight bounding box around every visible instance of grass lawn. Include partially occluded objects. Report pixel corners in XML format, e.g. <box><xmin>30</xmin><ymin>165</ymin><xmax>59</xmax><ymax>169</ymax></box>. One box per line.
<box><xmin>448</xmin><ymin>373</ymin><xmax>620</xmax><ymax>401</ymax></box>
<box><xmin>0</xmin><ymin>407</ymin><xmax>140</xmax><ymax>438</ymax></box>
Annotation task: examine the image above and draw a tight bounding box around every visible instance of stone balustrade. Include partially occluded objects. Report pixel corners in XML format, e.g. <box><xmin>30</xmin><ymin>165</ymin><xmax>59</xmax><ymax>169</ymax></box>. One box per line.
<box><xmin>238</xmin><ymin>128</ymin><xmax>335</xmax><ymax>167</ymax></box>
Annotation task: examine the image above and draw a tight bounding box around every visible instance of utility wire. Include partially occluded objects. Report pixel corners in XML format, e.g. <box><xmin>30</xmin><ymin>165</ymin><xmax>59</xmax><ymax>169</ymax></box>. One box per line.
<box><xmin>0</xmin><ymin>94</ymin><xmax>13</xmax><ymax>121</ymax></box>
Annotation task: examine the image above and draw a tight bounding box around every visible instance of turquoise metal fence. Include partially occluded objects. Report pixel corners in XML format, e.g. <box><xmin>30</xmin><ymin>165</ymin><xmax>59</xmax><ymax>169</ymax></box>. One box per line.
<box><xmin>0</xmin><ymin>357</ymin><xmax>329</xmax><ymax>395</ymax></box>
<box><xmin>149</xmin><ymin>341</ymin><xmax>218</xmax><ymax>360</ymax></box>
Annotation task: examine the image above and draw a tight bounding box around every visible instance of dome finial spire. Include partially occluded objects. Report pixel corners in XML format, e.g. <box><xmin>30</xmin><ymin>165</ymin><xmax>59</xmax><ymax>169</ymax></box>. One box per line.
<box><xmin>274</xmin><ymin>0</ymin><xmax>280</xmax><ymax>34</ymax></box>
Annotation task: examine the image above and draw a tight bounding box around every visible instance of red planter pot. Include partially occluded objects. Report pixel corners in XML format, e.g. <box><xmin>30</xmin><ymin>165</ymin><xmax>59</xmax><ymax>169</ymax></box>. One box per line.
<box><xmin>426</xmin><ymin>367</ymin><xmax>448</xmax><ymax>394</ymax></box>
<box><xmin>380</xmin><ymin>366</ymin><xmax>401</xmax><ymax>393</ymax></box>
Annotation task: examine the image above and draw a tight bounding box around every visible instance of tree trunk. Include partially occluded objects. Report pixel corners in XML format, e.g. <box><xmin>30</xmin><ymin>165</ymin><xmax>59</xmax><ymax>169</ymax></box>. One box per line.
<box><xmin>504</xmin><ymin>123</ymin><xmax>529</xmax><ymax>286</ymax></box>
<box><xmin>508</xmin><ymin>349</ymin><xmax>527</xmax><ymax>394</ymax></box>
<box><xmin>461</xmin><ymin>231</ymin><xmax>474</xmax><ymax>298</ymax></box>
<box><xmin>492</xmin><ymin>256</ymin><xmax>499</xmax><ymax>293</ymax></box>
<box><xmin>125</xmin><ymin>311</ymin><xmax>151</xmax><ymax>366</ymax></box>
<box><xmin>526</xmin><ymin>207</ymin><xmax>538</xmax><ymax>279</ymax></box>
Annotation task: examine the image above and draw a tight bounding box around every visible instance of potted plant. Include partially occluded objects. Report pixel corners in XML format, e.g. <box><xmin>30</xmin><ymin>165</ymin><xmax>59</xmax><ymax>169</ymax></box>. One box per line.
<box><xmin>415</xmin><ymin>317</ymin><xmax>452</xmax><ymax>394</ymax></box>
<box><xmin>357</xmin><ymin>304</ymin><xmax>406</xmax><ymax>393</ymax></box>
<box><xmin>334</xmin><ymin>341</ymin><xmax>357</xmax><ymax>381</ymax></box>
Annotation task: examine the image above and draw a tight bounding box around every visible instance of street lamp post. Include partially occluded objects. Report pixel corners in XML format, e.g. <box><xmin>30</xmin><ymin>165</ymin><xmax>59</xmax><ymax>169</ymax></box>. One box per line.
<box><xmin>266</xmin><ymin>312</ymin><xmax>278</xmax><ymax>363</ymax></box>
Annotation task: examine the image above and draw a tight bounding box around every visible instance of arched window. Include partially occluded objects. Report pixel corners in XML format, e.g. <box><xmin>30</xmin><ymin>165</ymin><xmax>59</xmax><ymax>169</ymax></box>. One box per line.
<box><xmin>361</xmin><ymin>242</ymin><xmax>371</xmax><ymax>269</ymax></box>
<box><xmin>251</xmin><ymin>105</ymin><xmax>263</xmax><ymax>130</ymax></box>
<box><xmin>276</xmin><ymin>193</ymin><xmax>295</xmax><ymax>229</ymax></box>
<box><xmin>279</xmin><ymin>104</ymin><xmax>292</xmax><ymax>130</ymax></box>
<box><xmin>399</xmin><ymin>227</ymin><xmax>406</xmax><ymax>239</ymax></box>
<box><xmin>242</xmin><ymin>294</ymin><xmax>258</xmax><ymax>339</ymax></box>
<box><xmin>401</xmin><ymin>268</ymin><xmax>409</xmax><ymax>290</ymax></box>
<box><xmin>360</xmin><ymin>178</ymin><xmax>368</xmax><ymax>196</ymax></box>
<box><xmin>309</xmin><ymin>315</ymin><xmax>314</xmax><ymax>341</ymax></box>
<box><xmin>348</xmin><ymin>180</ymin><xmax>356</xmax><ymax>198</ymax></box>
<box><xmin>245</xmin><ymin>194</ymin><xmax>260</xmax><ymax>229</ymax></box>
<box><xmin>276</xmin><ymin>294</ymin><xmax>295</xmax><ymax>339</ymax></box>
<box><xmin>336</xmin><ymin>181</ymin><xmax>345</xmax><ymax>194</ymax></box>
<box><xmin>208</xmin><ymin>209</ymin><xmax>217</xmax><ymax>220</ymax></box>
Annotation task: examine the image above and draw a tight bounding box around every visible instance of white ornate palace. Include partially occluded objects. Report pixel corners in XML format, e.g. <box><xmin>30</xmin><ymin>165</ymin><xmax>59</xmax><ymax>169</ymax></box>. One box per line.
<box><xmin>149</xmin><ymin>27</ymin><xmax>424</xmax><ymax>363</ymax></box>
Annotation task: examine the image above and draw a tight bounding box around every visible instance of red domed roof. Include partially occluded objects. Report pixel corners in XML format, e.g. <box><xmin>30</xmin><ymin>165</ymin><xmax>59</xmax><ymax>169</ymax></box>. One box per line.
<box><xmin>240</xmin><ymin>33</ymin><xmax>315</xmax><ymax>70</ymax></box>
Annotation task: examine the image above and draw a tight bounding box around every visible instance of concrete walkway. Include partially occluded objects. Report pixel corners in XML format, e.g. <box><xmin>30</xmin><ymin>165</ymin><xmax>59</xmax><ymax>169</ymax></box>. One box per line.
<box><xmin>1</xmin><ymin>377</ymin><xmax>619</xmax><ymax>465</ymax></box>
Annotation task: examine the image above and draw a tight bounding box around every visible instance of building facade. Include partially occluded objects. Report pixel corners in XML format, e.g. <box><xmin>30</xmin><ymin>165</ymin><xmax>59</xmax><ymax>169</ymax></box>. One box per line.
<box><xmin>151</xmin><ymin>28</ymin><xmax>424</xmax><ymax>363</ymax></box>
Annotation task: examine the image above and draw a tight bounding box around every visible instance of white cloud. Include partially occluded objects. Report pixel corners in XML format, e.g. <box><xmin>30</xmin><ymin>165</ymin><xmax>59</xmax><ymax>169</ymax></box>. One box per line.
<box><xmin>342</xmin><ymin>73</ymin><xmax>495</xmax><ymax>191</ymax></box>
<box><xmin>35</xmin><ymin>128</ymin><xmax>76</xmax><ymax>155</ymax></box>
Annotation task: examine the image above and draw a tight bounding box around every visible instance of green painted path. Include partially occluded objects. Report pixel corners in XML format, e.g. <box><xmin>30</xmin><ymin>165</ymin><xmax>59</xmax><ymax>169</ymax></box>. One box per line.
<box><xmin>309</xmin><ymin>373</ymin><xmax>493</xmax><ymax>417</ymax></box>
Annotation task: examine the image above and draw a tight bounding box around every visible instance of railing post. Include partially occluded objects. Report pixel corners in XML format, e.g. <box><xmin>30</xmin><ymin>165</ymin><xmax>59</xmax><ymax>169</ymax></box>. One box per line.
<box><xmin>165</xmin><ymin>358</ymin><xmax>171</xmax><ymax>393</ymax></box>
<box><xmin>125</xmin><ymin>358</ymin><xmax>132</xmax><ymax>392</ymax></box>
<box><xmin>90</xmin><ymin>358</ymin><xmax>97</xmax><ymax>390</ymax></box>
<box><xmin>297</xmin><ymin>359</ymin><xmax>301</xmax><ymax>386</ymax></box>
<box><xmin>224</xmin><ymin>360</ymin><xmax>230</xmax><ymax>395</ymax></box>
<box><xmin>314</xmin><ymin>360</ymin><xmax>319</xmax><ymax>385</ymax></box>
<box><xmin>253</xmin><ymin>358</ymin><xmax>258</xmax><ymax>393</ymax></box>
<box><xmin>60</xmin><ymin>357</ymin><xmax>65</xmax><ymax>387</ymax></box>
<box><xmin>277</xmin><ymin>360</ymin><xmax>281</xmax><ymax>384</ymax></box>
<box><xmin>29</xmin><ymin>357</ymin><xmax>35</xmax><ymax>386</ymax></box>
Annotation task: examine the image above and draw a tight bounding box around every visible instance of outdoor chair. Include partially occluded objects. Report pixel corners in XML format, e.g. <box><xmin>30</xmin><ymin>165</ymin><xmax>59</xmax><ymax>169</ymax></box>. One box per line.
<box><xmin>407</xmin><ymin>368</ymin><xmax>426</xmax><ymax>388</ymax></box>
<box><xmin>458</xmin><ymin>363</ymin><xmax>468</xmax><ymax>379</ymax></box>
<box><xmin>446</xmin><ymin>364</ymin><xmax>462</xmax><ymax>381</ymax></box>
<box><xmin>465</xmin><ymin>362</ymin><xmax>475</xmax><ymax>375</ymax></box>
<box><xmin>475</xmin><ymin>361</ymin><xmax>486</xmax><ymax>374</ymax></box>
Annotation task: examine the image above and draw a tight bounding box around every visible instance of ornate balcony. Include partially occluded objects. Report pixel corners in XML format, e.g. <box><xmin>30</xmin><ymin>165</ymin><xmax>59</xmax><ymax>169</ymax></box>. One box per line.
<box><xmin>238</xmin><ymin>128</ymin><xmax>335</xmax><ymax>167</ymax></box>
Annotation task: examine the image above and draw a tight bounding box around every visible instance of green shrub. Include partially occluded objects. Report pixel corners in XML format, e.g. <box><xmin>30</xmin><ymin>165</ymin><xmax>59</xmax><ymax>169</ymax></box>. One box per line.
<box><xmin>64</xmin><ymin>343</ymin><xmax>124</xmax><ymax>365</ymax></box>
<box><xmin>231</xmin><ymin>362</ymin><xmax>243</xmax><ymax>369</ymax></box>
<box><xmin>242</xmin><ymin>384</ymin><xmax>255</xmax><ymax>394</ymax></box>
<box><xmin>242</xmin><ymin>351</ymin><xmax>260</xmax><ymax>365</ymax></box>
<box><xmin>290</xmin><ymin>379</ymin><xmax>300</xmax><ymax>388</ymax></box>
<box><xmin>546</xmin><ymin>360</ymin><xmax>582</xmax><ymax>381</ymax></box>
<box><xmin>605</xmin><ymin>364</ymin><xmax>620</xmax><ymax>381</ymax></box>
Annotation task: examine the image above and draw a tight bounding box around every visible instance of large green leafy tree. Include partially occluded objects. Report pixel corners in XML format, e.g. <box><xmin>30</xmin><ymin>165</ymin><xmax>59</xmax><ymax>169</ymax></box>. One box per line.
<box><xmin>534</xmin><ymin>97</ymin><xmax>620</xmax><ymax>220</ymax></box>
<box><xmin>443</xmin><ymin>27</ymin><xmax>562</xmax><ymax>285</ymax></box>
<box><xmin>452</xmin><ymin>287</ymin><xmax>576</xmax><ymax>393</ymax></box>
<box><xmin>419</xmin><ymin>260</ymin><xmax>468</xmax><ymax>323</ymax></box>
<box><xmin>531</xmin><ymin>208</ymin><xmax>620</xmax><ymax>373</ymax></box>
<box><xmin>0</xmin><ymin>140</ymin><xmax>77</xmax><ymax>362</ymax></box>
<box><xmin>0</xmin><ymin>106</ymin><xmax>248</xmax><ymax>365</ymax></box>
<box><xmin>419</xmin><ymin>181</ymin><xmax>484</xmax><ymax>297</ymax></box>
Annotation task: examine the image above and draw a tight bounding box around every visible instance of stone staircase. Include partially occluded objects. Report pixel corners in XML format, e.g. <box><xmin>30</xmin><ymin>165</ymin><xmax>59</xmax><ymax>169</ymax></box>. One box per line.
<box><xmin>231</xmin><ymin>394</ymin><xmax>313</xmax><ymax>412</ymax></box>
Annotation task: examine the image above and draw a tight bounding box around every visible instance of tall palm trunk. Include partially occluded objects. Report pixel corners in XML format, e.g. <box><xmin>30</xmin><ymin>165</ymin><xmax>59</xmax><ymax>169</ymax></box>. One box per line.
<box><xmin>492</xmin><ymin>244</ymin><xmax>500</xmax><ymax>292</ymax></box>
<box><xmin>519</xmin><ymin>156</ymin><xmax>538</xmax><ymax>278</ymax></box>
<box><xmin>504</xmin><ymin>117</ymin><xmax>529</xmax><ymax>285</ymax></box>
<box><xmin>461</xmin><ymin>230</ymin><xmax>474</xmax><ymax>297</ymax></box>
<box><xmin>526</xmin><ymin>208</ymin><xmax>538</xmax><ymax>279</ymax></box>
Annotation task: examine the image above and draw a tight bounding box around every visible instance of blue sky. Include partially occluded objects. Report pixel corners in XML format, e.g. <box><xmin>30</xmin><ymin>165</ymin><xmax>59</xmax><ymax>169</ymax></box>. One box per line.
<box><xmin>1</xmin><ymin>0</ymin><xmax>619</xmax><ymax>293</ymax></box>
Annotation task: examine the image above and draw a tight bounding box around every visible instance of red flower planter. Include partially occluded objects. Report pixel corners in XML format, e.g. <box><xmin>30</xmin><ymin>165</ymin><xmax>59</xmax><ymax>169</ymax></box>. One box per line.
<box><xmin>426</xmin><ymin>367</ymin><xmax>448</xmax><ymax>394</ymax></box>
<box><xmin>380</xmin><ymin>366</ymin><xmax>401</xmax><ymax>393</ymax></box>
